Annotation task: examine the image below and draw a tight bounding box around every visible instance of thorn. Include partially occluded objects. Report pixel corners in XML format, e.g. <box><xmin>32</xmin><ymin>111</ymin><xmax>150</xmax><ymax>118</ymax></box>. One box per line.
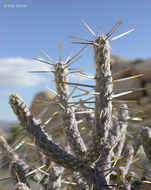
<box><xmin>43</xmin><ymin>112</ymin><xmax>59</xmax><ymax>126</ymax></box>
<box><xmin>71</xmin><ymin>41</ymin><xmax>93</xmax><ymax>45</ymax></box>
<box><xmin>66</xmin><ymin>55</ymin><xmax>83</xmax><ymax>68</ymax></box>
<box><xmin>66</xmin><ymin>85</ymin><xmax>77</xmax><ymax>101</ymax></box>
<box><xmin>69</xmin><ymin>36</ymin><xmax>93</xmax><ymax>42</ymax></box>
<box><xmin>56</xmin><ymin>81</ymin><xmax>95</xmax><ymax>88</ymax></box>
<box><xmin>28</xmin><ymin>71</ymin><xmax>53</xmax><ymax>73</ymax></box>
<box><xmin>0</xmin><ymin>176</ymin><xmax>13</xmax><ymax>182</ymax></box>
<box><xmin>68</xmin><ymin>64</ymin><xmax>95</xmax><ymax>70</ymax></box>
<box><xmin>46</xmin><ymin>120</ymin><xmax>69</xmax><ymax>132</ymax></box>
<box><xmin>65</xmin><ymin>52</ymin><xmax>73</xmax><ymax>63</ymax></box>
<box><xmin>33</xmin><ymin>58</ymin><xmax>54</xmax><ymax>66</ymax></box>
<box><xmin>40</xmin><ymin>49</ymin><xmax>55</xmax><ymax>64</ymax></box>
<box><xmin>33</xmin><ymin>163</ymin><xmax>54</xmax><ymax>190</ymax></box>
<box><xmin>15</xmin><ymin>171</ymin><xmax>20</xmax><ymax>183</ymax></box>
<box><xmin>47</xmin><ymin>87</ymin><xmax>58</xmax><ymax>96</ymax></box>
<box><xmin>66</xmin><ymin>45</ymin><xmax>88</xmax><ymax>64</ymax></box>
<box><xmin>109</xmin><ymin>29</ymin><xmax>135</xmax><ymax>42</ymax></box>
<box><xmin>36</xmin><ymin>104</ymin><xmax>49</xmax><ymax>120</ymax></box>
<box><xmin>113</xmin><ymin>91</ymin><xmax>132</xmax><ymax>98</ymax></box>
<box><xmin>68</xmin><ymin>70</ymin><xmax>83</xmax><ymax>75</ymax></box>
<box><xmin>115</xmin><ymin>87</ymin><xmax>151</xmax><ymax>92</ymax></box>
<box><xmin>113</xmin><ymin>74</ymin><xmax>143</xmax><ymax>83</ymax></box>
<box><xmin>130</xmin><ymin>117</ymin><xmax>142</xmax><ymax>121</ymax></box>
<box><xmin>74</xmin><ymin>72</ymin><xmax>96</xmax><ymax>79</ymax></box>
<box><xmin>68</xmin><ymin>101</ymin><xmax>95</xmax><ymax>105</ymax></box>
<box><xmin>72</xmin><ymin>93</ymin><xmax>90</xmax><ymax>98</ymax></box>
<box><xmin>75</xmin><ymin>110</ymin><xmax>94</xmax><ymax>114</ymax></box>
<box><xmin>112</xmin><ymin>100</ymin><xmax>137</xmax><ymax>103</ymax></box>
<box><xmin>98</xmin><ymin>24</ymin><xmax>101</xmax><ymax>34</ymax></box>
<box><xmin>113</xmin><ymin>67</ymin><xmax>130</xmax><ymax>77</ymax></box>
<box><xmin>82</xmin><ymin>19</ymin><xmax>96</xmax><ymax>37</ymax></box>
<box><xmin>105</xmin><ymin>19</ymin><xmax>123</xmax><ymax>40</ymax></box>
<box><xmin>99</xmin><ymin>110</ymin><xmax>103</xmax><ymax>119</ymax></box>
<box><xmin>59</xmin><ymin>40</ymin><xmax>62</xmax><ymax>62</ymax></box>
<box><xmin>67</xmin><ymin>84</ymin><xmax>90</xmax><ymax>93</ymax></box>
<box><xmin>7</xmin><ymin>134</ymin><xmax>26</xmax><ymax>153</ymax></box>
<box><xmin>26</xmin><ymin>164</ymin><xmax>48</xmax><ymax>177</ymax></box>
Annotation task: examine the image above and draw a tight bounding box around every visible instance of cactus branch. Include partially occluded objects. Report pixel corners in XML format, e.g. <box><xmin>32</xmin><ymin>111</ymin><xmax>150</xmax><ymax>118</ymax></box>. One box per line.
<box><xmin>10</xmin><ymin>161</ymin><xmax>30</xmax><ymax>188</ymax></box>
<box><xmin>54</xmin><ymin>61</ymin><xmax>87</xmax><ymax>159</ymax></box>
<box><xmin>86</xmin><ymin>35</ymin><xmax>113</xmax><ymax>163</ymax></box>
<box><xmin>113</xmin><ymin>104</ymin><xmax>129</xmax><ymax>157</ymax></box>
<box><xmin>95</xmin><ymin>104</ymin><xmax>129</xmax><ymax>180</ymax></box>
<box><xmin>9</xmin><ymin>94</ymin><xmax>84</xmax><ymax>170</ymax></box>
<box><xmin>9</xmin><ymin>93</ymin><xmax>110</xmax><ymax>189</ymax></box>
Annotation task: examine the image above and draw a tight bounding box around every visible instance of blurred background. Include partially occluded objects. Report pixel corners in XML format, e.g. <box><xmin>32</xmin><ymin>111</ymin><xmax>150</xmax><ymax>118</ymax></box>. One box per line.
<box><xmin>0</xmin><ymin>0</ymin><xmax>151</xmax><ymax>130</ymax></box>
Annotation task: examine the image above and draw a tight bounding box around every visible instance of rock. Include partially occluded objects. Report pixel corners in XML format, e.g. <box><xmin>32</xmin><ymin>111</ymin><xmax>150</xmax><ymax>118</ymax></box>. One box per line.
<box><xmin>111</xmin><ymin>55</ymin><xmax>132</xmax><ymax>80</ymax></box>
<box><xmin>143</xmin><ymin>104</ymin><xmax>151</xmax><ymax>118</ymax></box>
<box><xmin>145</xmin><ymin>83</ymin><xmax>151</xmax><ymax>99</ymax></box>
<box><xmin>131</xmin><ymin>118</ymin><xmax>151</xmax><ymax>128</ymax></box>
<box><xmin>133</xmin><ymin>104</ymin><xmax>151</xmax><ymax>119</ymax></box>
<box><xmin>139</xmin><ymin>96</ymin><xmax>151</xmax><ymax>106</ymax></box>
<box><xmin>30</xmin><ymin>91</ymin><xmax>59</xmax><ymax>122</ymax></box>
<box><xmin>132</xmin><ymin>59</ymin><xmax>151</xmax><ymax>81</ymax></box>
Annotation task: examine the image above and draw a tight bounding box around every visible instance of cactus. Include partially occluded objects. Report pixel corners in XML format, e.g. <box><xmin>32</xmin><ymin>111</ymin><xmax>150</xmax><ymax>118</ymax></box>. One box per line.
<box><xmin>1</xmin><ymin>19</ymin><xmax>151</xmax><ymax>190</ymax></box>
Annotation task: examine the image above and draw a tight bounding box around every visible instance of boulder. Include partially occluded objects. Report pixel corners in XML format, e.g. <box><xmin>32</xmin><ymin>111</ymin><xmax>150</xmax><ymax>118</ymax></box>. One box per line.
<box><xmin>132</xmin><ymin>59</ymin><xmax>151</xmax><ymax>81</ymax></box>
<box><xmin>111</xmin><ymin>55</ymin><xmax>132</xmax><ymax>79</ymax></box>
<box><xmin>139</xmin><ymin>96</ymin><xmax>151</xmax><ymax>106</ymax></box>
<box><xmin>30</xmin><ymin>91</ymin><xmax>59</xmax><ymax>122</ymax></box>
<box><xmin>145</xmin><ymin>82</ymin><xmax>151</xmax><ymax>99</ymax></box>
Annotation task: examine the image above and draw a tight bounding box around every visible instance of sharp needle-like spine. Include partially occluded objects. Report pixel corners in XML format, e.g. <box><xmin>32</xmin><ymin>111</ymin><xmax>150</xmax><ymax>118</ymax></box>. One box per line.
<box><xmin>109</xmin><ymin>28</ymin><xmax>135</xmax><ymax>42</ymax></box>
<box><xmin>33</xmin><ymin>58</ymin><xmax>54</xmax><ymax>66</ymax></box>
<box><xmin>28</xmin><ymin>71</ymin><xmax>52</xmax><ymax>73</ymax></box>
<box><xmin>65</xmin><ymin>52</ymin><xmax>73</xmax><ymax>63</ymax></box>
<box><xmin>40</xmin><ymin>49</ymin><xmax>55</xmax><ymax>65</ymax></box>
<box><xmin>105</xmin><ymin>19</ymin><xmax>123</xmax><ymax>40</ymax></box>
<box><xmin>66</xmin><ymin>55</ymin><xmax>83</xmax><ymax>68</ymax></box>
<box><xmin>82</xmin><ymin>19</ymin><xmax>96</xmax><ymax>37</ymax></box>
<box><xmin>113</xmin><ymin>91</ymin><xmax>133</xmax><ymax>98</ymax></box>
<box><xmin>68</xmin><ymin>64</ymin><xmax>95</xmax><ymax>70</ymax></box>
<box><xmin>59</xmin><ymin>40</ymin><xmax>62</xmax><ymax>62</ymax></box>
<box><xmin>57</xmin><ymin>81</ymin><xmax>95</xmax><ymax>88</ymax></box>
<box><xmin>113</xmin><ymin>74</ymin><xmax>143</xmax><ymax>83</ymax></box>
<box><xmin>113</xmin><ymin>67</ymin><xmax>130</xmax><ymax>77</ymax></box>
<box><xmin>66</xmin><ymin>45</ymin><xmax>88</xmax><ymax>64</ymax></box>
<box><xmin>69</xmin><ymin>36</ymin><xmax>93</xmax><ymax>42</ymax></box>
<box><xmin>8</xmin><ymin>134</ymin><xmax>26</xmax><ymax>153</ymax></box>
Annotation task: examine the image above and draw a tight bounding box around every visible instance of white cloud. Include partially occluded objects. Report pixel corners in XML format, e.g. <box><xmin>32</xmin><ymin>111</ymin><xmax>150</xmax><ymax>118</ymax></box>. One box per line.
<box><xmin>0</xmin><ymin>57</ymin><xmax>52</xmax><ymax>87</ymax></box>
<box><xmin>0</xmin><ymin>57</ymin><xmax>93</xmax><ymax>88</ymax></box>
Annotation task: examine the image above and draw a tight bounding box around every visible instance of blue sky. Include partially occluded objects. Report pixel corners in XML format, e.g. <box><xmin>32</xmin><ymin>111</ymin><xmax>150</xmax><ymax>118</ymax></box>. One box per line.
<box><xmin>0</xmin><ymin>0</ymin><xmax>151</xmax><ymax>121</ymax></box>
